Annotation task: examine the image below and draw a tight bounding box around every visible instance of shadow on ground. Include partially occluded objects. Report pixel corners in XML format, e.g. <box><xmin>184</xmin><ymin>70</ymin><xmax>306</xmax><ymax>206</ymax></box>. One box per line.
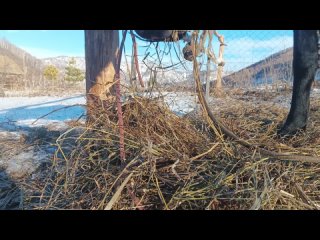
<box><xmin>0</xmin><ymin>170</ymin><xmax>23</xmax><ymax>210</ymax></box>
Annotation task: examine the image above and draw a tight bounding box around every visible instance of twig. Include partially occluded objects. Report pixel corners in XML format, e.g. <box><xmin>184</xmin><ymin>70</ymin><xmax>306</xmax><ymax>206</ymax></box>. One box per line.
<box><xmin>190</xmin><ymin>142</ymin><xmax>220</xmax><ymax>161</ymax></box>
<box><xmin>130</xmin><ymin>31</ymin><xmax>145</xmax><ymax>88</ymax></box>
<box><xmin>105</xmin><ymin>173</ymin><xmax>133</xmax><ymax>210</ymax></box>
<box><xmin>114</xmin><ymin>30</ymin><xmax>127</xmax><ymax>162</ymax></box>
<box><xmin>31</xmin><ymin>104</ymin><xmax>85</xmax><ymax>125</ymax></box>
<box><xmin>294</xmin><ymin>183</ymin><xmax>320</xmax><ymax>210</ymax></box>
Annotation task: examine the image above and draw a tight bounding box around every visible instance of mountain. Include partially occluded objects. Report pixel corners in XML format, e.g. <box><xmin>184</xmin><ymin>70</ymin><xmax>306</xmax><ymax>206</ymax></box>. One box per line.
<box><xmin>40</xmin><ymin>48</ymin><xmax>296</xmax><ymax>87</ymax></box>
<box><xmin>41</xmin><ymin>56</ymin><xmax>85</xmax><ymax>72</ymax></box>
<box><xmin>223</xmin><ymin>48</ymin><xmax>293</xmax><ymax>87</ymax></box>
<box><xmin>0</xmin><ymin>39</ymin><xmax>43</xmax><ymax>91</ymax></box>
<box><xmin>0</xmin><ymin>39</ymin><xmax>43</xmax><ymax>76</ymax></box>
<box><xmin>40</xmin><ymin>56</ymin><xmax>193</xmax><ymax>85</ymax></box>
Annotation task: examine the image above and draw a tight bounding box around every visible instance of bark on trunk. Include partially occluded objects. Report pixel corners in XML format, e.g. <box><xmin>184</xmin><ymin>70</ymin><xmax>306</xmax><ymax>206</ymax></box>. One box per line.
<box><xmin>85</xmin><ymin>30</ymin><xmax>119</xmax><ymax>120</ymax></box>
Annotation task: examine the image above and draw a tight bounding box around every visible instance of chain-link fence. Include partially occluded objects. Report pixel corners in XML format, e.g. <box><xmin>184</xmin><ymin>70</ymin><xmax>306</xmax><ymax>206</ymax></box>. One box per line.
<box><xmin>220</xmin><ymin>30</ymin><xmax>293</xmax><ymax>89</ymax></box>
<box><xmin>0</xmin><ymin>30</ymin><xmax>295</xmax><ymax>97</ymax></box>
<box><xmin>123</xmin><ymin>30</ymin><xmax>294</xmax><ymax>93</ymax></box>
<box><xmin>114</xmin><ymin>30</ymin><xmax>296</xmax><ymax>116</ymax></box>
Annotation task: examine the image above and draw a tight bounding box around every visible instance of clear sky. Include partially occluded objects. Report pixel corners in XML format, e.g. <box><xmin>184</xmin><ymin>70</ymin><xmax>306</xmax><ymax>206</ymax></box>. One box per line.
<box><xmin>0</xmin><ymin>30</ymin><xmax>293</xmax><ymax>71</ymax></box>
<box><xmin>0</xmin><ymin>30</ymin><xmax>85</xmax><ymax>58</ymax></box>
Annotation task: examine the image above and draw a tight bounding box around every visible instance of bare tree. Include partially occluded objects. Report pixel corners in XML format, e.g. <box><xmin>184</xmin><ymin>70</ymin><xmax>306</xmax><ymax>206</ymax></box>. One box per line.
<box><xmin>205</xmin><ymin>32</ymin><xmax>213</xmax><ymax>101</ymax></box>
<box><xmin>205</xmin><ymin>59</ymin><xmax>211</xmax><ymax>101</ymax></box>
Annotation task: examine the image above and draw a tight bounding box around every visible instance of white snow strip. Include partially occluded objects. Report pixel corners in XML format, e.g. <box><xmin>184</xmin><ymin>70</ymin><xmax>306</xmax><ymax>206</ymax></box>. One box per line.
<box><xmin>0</xmin><ymin>95</ymin><xmax>86</xmax><ymax>129</ymax></box>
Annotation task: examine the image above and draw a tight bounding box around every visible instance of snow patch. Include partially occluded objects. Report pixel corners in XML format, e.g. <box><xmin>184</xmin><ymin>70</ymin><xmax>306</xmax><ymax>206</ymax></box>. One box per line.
<box><xmin>5</xmin><ymin>147</ymin><xmax>49</xmax><ymax>179</ymax></box>
<box><xmin>0</xmin><ymin>130</ymin><xmax>22</xmax><ymax>140</ymax></box>
<box><xmin>135</xmin><ymin>91</ymin><xmax>199</xmax><ymax>116</ymax></box>
<box><xmin>163</xmin><ymin>92</ymin><xmax>198</xmax><ymax>116</ymax></box>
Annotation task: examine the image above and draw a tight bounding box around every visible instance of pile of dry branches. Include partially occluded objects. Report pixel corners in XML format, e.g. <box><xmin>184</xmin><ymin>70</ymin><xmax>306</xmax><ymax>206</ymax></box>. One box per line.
<box><xmin>23</xmin><ymin>96</ymin><xmax>215</xmax><ymax>209</ymax></box>
<box><xmin>20</xmin><ymin>92</ymin><xmax>320</xmax><ymax>210</ymax></box>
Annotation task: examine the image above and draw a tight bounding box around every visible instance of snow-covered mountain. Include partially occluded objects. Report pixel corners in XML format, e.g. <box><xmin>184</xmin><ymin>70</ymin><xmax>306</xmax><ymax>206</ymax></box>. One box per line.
<box><xmin>40</xmin><ymin>56</ymin><xmax>193</xmax><ymax>84</ymax></box>
<box><xmin>41</xmin><ymin>56</ymin><xmax>86</xmax><ymax>72</ymax></box>
<box><xmin>39</xmin><ymin>56</ymin><xmax>221</xmax><ymax>86</ymax></box>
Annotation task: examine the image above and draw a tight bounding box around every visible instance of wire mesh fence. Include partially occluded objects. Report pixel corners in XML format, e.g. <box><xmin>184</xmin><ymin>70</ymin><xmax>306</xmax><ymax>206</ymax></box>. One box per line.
<box><xmin>220</xmin><ymin>30</ymin><xmax>293</xmax><ymax>89</ymax></box>
<box><xmin>115</xmin><ymin>30</ymin><xmax>297</xmax><ymax>116</ymax></box>
<box><xmin>126</xmin><ymin>30</ymin><xmax>294</xmax><ymax>93</ymax></box>
<box><xmin>0</xmin><ymin>30</ymin><xmax>296</xmax><ymax>97</ymax></box>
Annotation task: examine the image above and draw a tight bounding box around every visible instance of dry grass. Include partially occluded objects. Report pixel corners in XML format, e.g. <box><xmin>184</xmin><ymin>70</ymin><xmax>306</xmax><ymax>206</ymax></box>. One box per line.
<box><xmin>20</xmin><ymin>91</ymin><xmax>320</xmax><ymax>210</ymax></box>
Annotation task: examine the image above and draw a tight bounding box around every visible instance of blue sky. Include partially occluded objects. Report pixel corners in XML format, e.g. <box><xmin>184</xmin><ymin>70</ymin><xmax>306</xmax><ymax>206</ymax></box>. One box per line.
<box><xmin>0</xmin><ymin>30</ymin><xmax>85</xmax><ymax>58</ymax></box>
<box><xmin>0</xmin><ymin>30</ymin><xmax>293</xmax><ymax>71</ymax></box>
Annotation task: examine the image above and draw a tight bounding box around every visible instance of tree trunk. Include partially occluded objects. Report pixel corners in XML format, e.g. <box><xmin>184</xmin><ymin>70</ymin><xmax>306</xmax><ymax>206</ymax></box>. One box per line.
<box><xmin>85</xmin><ymin>30</ymin><xmax>119</xmax><ymax>120</ymax></box>
<box><xmin>205</xmin><ymin>59</ymin><xmax>211</xmax><ymax>101</ymax></box>
<box><xmin>213</xmin><ymin>32</ymin><xmax>225</xmax><ymax>97</ymax></box>
<box><xmin>214</xmin><ymin>66</ymin><xmax>224</xmax><ymax>96</ymax></box>
<box><xmin>130</xmin><ymin>46</ymin><xmax>137</xmax><ymax>92</ymax></box>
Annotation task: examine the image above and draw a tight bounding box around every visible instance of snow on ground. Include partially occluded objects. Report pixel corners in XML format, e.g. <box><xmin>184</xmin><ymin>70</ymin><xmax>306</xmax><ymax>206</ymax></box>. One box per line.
<box><xmin>0</xmin><ymin>94</ymin><xmax>86</xmax><ymax>179</ymax></box>
<box><xmin>313</xmin><ymin>88</ymin><xmax>320</xmax><ymax>94</ymax></box>
<box><xmin>156</xmin><ymin>92</ymin><xmax>199</xmax><ymax>116</ymax></box>
<box><xmin>0</xmin><ymin>95</ymin><xmax>86</xmax><ymax>131</ymax></box>
<box><xmin>5</xmin><ymin>147</ymin><xmax>49</xmax><ymax>179</ymax></box>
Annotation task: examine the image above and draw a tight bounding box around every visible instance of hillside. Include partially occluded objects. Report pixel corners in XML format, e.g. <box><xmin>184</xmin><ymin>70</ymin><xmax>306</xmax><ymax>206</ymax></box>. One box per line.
<box><xmin>223</xmin><ymin>48</ymin><xmax>293</xmax><ymax>87</ymax></box>
<box><xmin>0</xmin><ymin>39</ymin><xmax>86</xmax><ymax>77</ymax></box>
<box><xmin>0</xmin><ymin>39</ymin><xmax>42</xmax><ymax>76</ymax></box>
<box><xmin>0</xmin><ymin>39</ymin><xmax>44</xmax><ymax>91</ymax></box>
<box><xmin>0</xmin><ymin>39</ymin><xmax>87</xmax><ymax>95</ymax></box>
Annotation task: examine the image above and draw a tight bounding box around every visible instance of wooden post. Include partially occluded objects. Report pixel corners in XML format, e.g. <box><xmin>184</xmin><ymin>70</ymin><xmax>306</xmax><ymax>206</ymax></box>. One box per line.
<box><xmin>85</xmin><ymin>30</ymin><xmax>119</xmax><ymax>121</ymax></box>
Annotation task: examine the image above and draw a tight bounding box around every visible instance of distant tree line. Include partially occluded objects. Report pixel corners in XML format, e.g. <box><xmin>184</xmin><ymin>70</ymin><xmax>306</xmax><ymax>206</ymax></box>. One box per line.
<box><xmin>43</xmin><ymin>58</ymin><xmax>85</xmax><ymax>82</ymax></box>
<box><xmin>0</xmin><ymin>38</ymin><xmax>86</xmax><ymax>96</ymax></box>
